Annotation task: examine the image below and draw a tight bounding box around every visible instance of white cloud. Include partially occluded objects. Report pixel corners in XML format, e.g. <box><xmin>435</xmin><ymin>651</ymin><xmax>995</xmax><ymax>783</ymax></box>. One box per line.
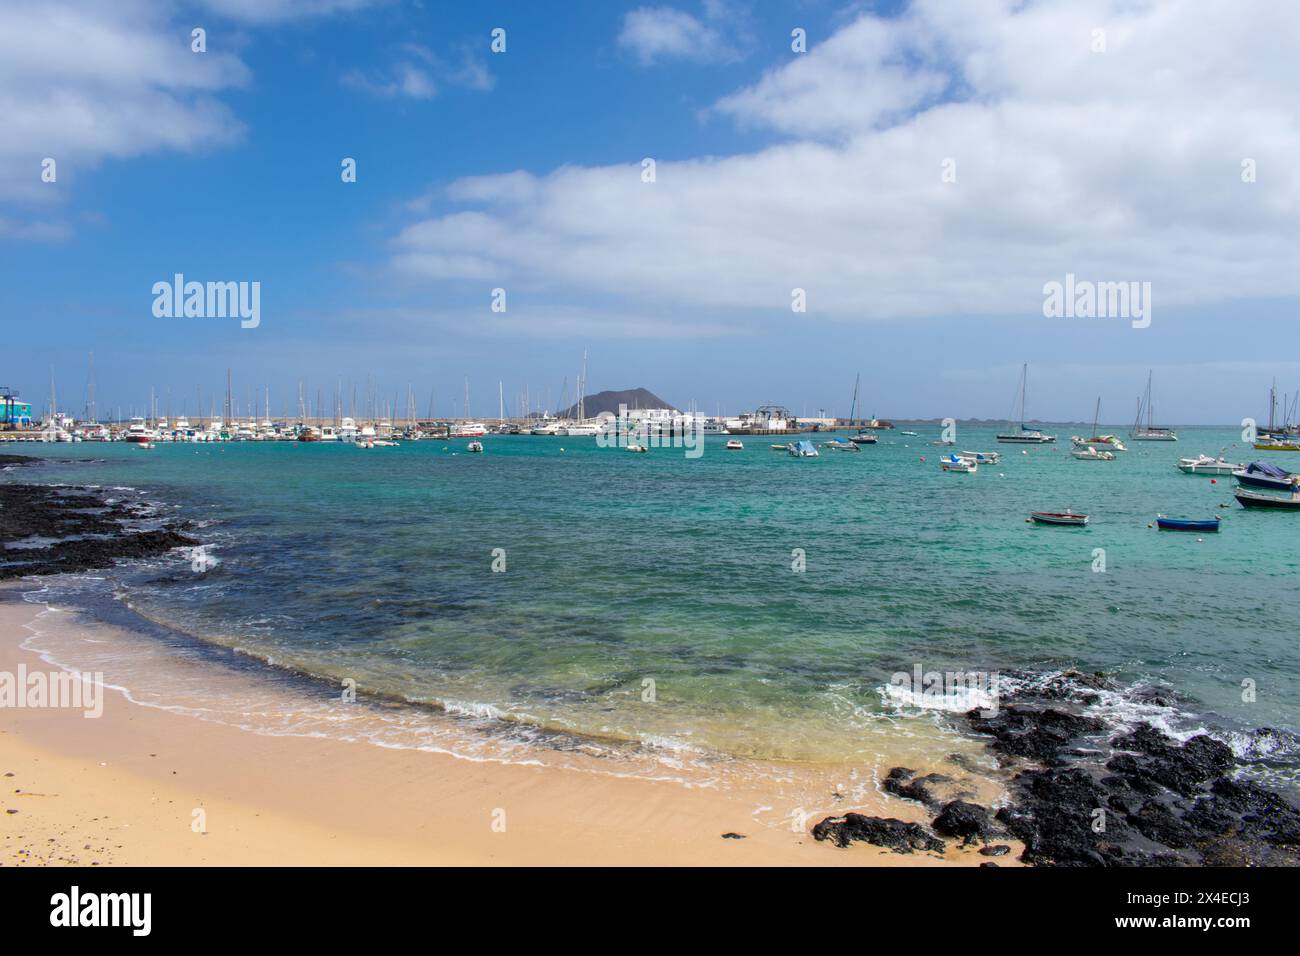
<box><xmin>618</xmin><ymin>5</ymin><xmax>739</xmax><ymax>65</ymax></box>
<box><xmin>0</xmin><ymin>0</ymin><xmax>249</xmax><ymax>235</ymax></box>
<box><xmin>195</xmin><ymin>0</ymin><xmax>379</xmax><ymax>24</ymax></box>
<box><xmin>342</xmin><ymin>44</ymin><xmax>494</xmax><ymax>100</ymax></box>
<box><xmin>389</xmin><ymin>0</ymin><xmax>1300</xmax><ymax>329</ymax></box>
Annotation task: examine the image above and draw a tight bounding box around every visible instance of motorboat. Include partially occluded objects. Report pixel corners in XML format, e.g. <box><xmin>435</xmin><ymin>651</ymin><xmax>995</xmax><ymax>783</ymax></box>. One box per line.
<box><xmin>725</xmin><ymin>439</ymin><xmax>744</xmax><ymax>450</ymax></box>
<box><xmin>958</xmin><ymin>450</ymin><xmax>1001</xmax><ymax>465</ymax></box>
<box><xmin>467</xmin><ymin>441</ymin><xmax>484</xmax><ymax>453</ymax></box>
<box><xmin>1233</xmin><ymin>461</ymin><xmax>1297</xmax><ymax>491</ymax></box>
<box><xmin>1071</xmin><ymin>446</ymin><xmax>1115</xmax><ymax>461</ymax></box>
<box><xmin>940</xmin><ymin>454</ymin><xmax>976</xmax><ymax>473</ymax></box>
<box><xmin>1235</xmin><ymin>488</ymin><xmax>1300</xmax><ymax>509</ymax></box>
<box><xmin>1176</xmin><ymin>454</ymin><xmax>1241</xmax><ymax>475</ymax></box>
<box><xmin>787</xmin><ymin>440</ymin><xmax>819</xmax><ymax>458</ymax></box>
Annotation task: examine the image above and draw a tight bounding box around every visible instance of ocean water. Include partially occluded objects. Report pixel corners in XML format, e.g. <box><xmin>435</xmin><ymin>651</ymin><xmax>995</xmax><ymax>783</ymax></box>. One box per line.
<box><xmin>6</xmin><ymin>427</ymin><xmax>1300</xmax><ymax>793</ymax></box>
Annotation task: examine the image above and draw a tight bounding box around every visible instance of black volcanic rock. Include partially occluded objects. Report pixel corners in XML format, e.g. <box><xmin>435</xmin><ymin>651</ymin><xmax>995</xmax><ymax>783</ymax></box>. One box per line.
<box><xmin>933</xmin><ymin>801</ymin><xmax>994</xmax><ymax>844</ymax></box>
<box><xmin>0</xmin><ymin>483</ymin><xmax>197</xmax><ymax>579</ymax></box>
<box><xmin>811</xmin><ymin>813</ymin><xmax>945</xmax><ymax>854</ymax></box>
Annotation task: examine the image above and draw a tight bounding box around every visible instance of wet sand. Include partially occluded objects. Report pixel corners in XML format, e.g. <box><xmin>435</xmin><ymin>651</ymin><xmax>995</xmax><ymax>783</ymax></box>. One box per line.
<box><xmin>0</xmin><ymin>592</ymin><xmax>1016</xmax><ymax>866</ymax></box>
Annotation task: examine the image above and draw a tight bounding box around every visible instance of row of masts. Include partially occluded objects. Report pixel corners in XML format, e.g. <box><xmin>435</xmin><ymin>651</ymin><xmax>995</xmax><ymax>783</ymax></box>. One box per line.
<box><xmin>41</xmin><ymin>352</ymin><xmax>607</xmax><ymax>428</ymax></box>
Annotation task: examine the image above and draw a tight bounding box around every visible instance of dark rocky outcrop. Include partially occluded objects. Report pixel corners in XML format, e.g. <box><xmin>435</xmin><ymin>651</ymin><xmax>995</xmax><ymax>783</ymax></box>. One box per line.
<box><xmin>0</xmin><ymin>483</ymin><xmax>197</xmax><ymax>579</ymax></box>
<box><xmin>933</xmin><ymin>800</ymin><xmax>994</xmax><ymax>845</ymax></box>
<box><xmin>812</xmin><ymin>813</ymin><xmax>944</xmax><ymax>854</ymax></box>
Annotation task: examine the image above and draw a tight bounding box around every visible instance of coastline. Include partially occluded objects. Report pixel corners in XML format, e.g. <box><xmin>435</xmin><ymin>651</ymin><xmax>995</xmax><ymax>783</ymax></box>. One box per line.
<box><xmin>0</xmin><ymin>591</ymin><xmax>1008</xmax><ymax>866</ymax></box>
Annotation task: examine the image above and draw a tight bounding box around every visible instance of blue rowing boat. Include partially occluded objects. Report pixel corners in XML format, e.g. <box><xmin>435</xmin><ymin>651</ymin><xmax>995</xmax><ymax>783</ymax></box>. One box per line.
<box><xmin>1155</xmin><ymin>515</ymin><xmax>1221</xmax><ymax>532</ymax></box>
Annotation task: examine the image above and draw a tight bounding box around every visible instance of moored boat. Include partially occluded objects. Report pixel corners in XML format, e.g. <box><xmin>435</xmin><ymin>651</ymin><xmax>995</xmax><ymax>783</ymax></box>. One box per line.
<box><xmin>787</xmin><ymin>440</ymin><xmax>818</xmax><ymax>457</ymax></box>
<box><xmin>1030</xmin><ymin>510</ymin><xmax>1089</xmax><ymax>526</ymax></box>
<box><xmin>725</xmin><ymin>439</ymin><xmax>744</xmax><ymax>450</ymax></box>
<box><xmin>1155</xmin><ymin>515</ymin><xmax>1221</xmax><ymax>532</ymax></box>
<box><xmin>1176</xmin><ymin>453</ymin><xmax>1241</xmax><ymax>475</ymax></box>
<box><xmin>958</xmin><ymin>450</ymin><xmax>1001</xmax><ymax>465</ymax></box>
<box><xmin>940</xmin><ymin>454</ymin><xmax>976</xmax><ymax>473</ymax></box>
<box><xmin>1235</xmin><ymin>488</ymin><xmax>1300</xmax><ymax>509</ymax></box>
<box><xmin>1071</xmin><ymin>446</ymin><xmax>1115</xmax><ymax>461</ymax></box>
<box><xmin>1233</xmin><ymin>461</ymin><xmax>1297</xmax><ymax>491</ymax></box>
<box><xmin>467</xmin><ymin>441</ymin><xmax>484</xmax><ymax>453</ymax></box>
<box><xmin>996</xmin><ymin>364</ymin><xmax>1056</xmax><ymax>443</ymax></box>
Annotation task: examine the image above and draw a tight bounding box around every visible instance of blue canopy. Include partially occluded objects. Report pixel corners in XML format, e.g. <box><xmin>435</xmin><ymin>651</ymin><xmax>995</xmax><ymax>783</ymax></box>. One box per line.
<box><xmin>1246</xmin><ymin>461</ymin><xmax>1292</xmax><ymax>478</ymax></box>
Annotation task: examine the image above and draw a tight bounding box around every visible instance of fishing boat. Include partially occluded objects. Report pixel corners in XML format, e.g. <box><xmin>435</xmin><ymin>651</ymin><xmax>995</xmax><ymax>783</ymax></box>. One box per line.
<box><xmin>1131</xmin><ymin>371</ymin><xmax>1178</xmax><ymax>440</ymax></box>
<box><xmin>725</xmin><ymin>439</ymin><xmax>744</xmax><ymax>450</ymax></box>
<box><xmin>1252</xmin><ymin>436</ymin><xmax>1300</xmax><ymax>451</ymax></box>
<box><xmin>1071</xmin><ymin>446</ymin><xmax>1115</xmax><ymax>461</ymax></box>
<box><xmin>958</xmin><ymin>450</ymin><xmax>1001</xmax><ymax>465</ymax></box>
<box><xmin>1030</xmin><ymin>510</ymin><xmax>1089</xmax><ymax>526</ymax></box>
<box><xmin>940</xmin><ymin>454</ymin><xmax>976</xmax><ymax>473</ymax></box>
<box><xmin>467</xmin><ymin>441</ymin><xmax>484</xmax><ymax>453</ymax></box>
<box><xmin>1234</xmin><ymin>488</ymin><xmax>1300</xmax><ymax>509</ymax></box>
<box><xmin>996</xmin><ymin>364</ymin><xmax>1055</xmax><ymax>443</ymax></box>
<box><xmin>1176</xmin><ymin>453</ymin><xmax>1241</xmax><ymax>475</ymax></box>
<box><xmin>296</xmin><ymin>425</ymin><xmax>320</xmax><ymax>442</ymax></box>
<box><xmin>787</xmin><ymin>440</ymin><xmax>819</xmax><ymax>458</ymax></box>
<box><xmin>1155</xmin><ymin>515</ymin><xmax>1221</xmax><ymax>532</ymax></box>
<box><xmin>1232</xmin><ymin>461</ymin><xmax>1297</xmax><ymax>491</ymax></box>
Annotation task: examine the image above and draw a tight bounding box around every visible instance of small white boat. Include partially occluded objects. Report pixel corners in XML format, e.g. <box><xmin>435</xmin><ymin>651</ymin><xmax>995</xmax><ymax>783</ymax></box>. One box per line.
<box><xmin>725</xmin><ymin>439</ymin><xmax>744</xmax><ymax>450</ymax></box>
<box><xmin>626</xmin><ymin>444</ymin><xmax>648</xmax><ymax>453</ymax></box>
<box><xmin>1072</xmin><ymin>446</ymin><xmax>1115</xmax><ymax>461</ymax></box>
<box><xmin>900</xmin><ymin>430</ymin><xmax>918</xmax><ymax>436</ymax></box>
<box><xmin>769</xmin><ymin>443</ymin><xmax>790</xmax><ymax>451</ymax></box>
<box><xmin>788</xmin><ymin>440</ymin><xmax>819</xmax><ymax>458</ymax></box>
<box><xmin>940</xmin><ymin>454</ymin><xmax>976</xmax><ymax>473</ymax></box>
<box><xmin>958</xmin><ymin>450</ymin><xmax>1001</xmax><ymax>465</ymax></box>
<box><xmin>467</xmin><ymin>441</ymin><xmax>484</xmax><ymax>453</ymax></box>
<box><xmin>1176</xmin><ymin>453</ymin><xmax>1241</xmax><ymax>475</ymax></box>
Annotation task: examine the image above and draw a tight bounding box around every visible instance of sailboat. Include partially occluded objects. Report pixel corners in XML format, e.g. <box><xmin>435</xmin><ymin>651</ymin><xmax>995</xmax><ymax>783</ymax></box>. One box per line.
<box><xmin>1130</xmin><ymin>371</ymin><xmax>1177</xmax><ymax>441</ymax></box>
<box><xmin>1072</xmin><ymin>398</ymin><xmax>1127</xmax><ymax>451</ymax></box>
<box><xmin>996</xmin><ymin>364</ymin><xmax>1055</xmax><ymax>443</ymax></box>
<box><xmin>845</xmin><ymin>373</ymin><xmax>879</xmax><ymax>444</ymax></box>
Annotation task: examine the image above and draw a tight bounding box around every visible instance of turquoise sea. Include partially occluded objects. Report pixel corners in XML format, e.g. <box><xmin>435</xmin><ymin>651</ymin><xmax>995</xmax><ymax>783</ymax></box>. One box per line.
<box><xmin>6</xmin><ymin>427</ymin><xmax>1300</xmax><ymax>793</ymax></box>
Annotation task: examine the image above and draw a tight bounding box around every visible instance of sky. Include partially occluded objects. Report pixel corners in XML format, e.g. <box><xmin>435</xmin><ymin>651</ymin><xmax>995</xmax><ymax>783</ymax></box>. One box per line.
<box><xmin>3</xmin><ymin>0</ymin><xmax>1300</xmax><ymax>425</ymax></box>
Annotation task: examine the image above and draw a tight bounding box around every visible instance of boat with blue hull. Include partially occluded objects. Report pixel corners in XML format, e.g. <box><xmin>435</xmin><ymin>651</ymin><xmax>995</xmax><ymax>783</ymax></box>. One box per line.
<box><xmin>1233</xmin><ymin>461</ymin><xmax>1297</xmax><ymax>491</ymax></box>
<box><xmin>1156</xmin><ymin>516</ymin><xmax>1221</xmax><ymax>532</ymax></box>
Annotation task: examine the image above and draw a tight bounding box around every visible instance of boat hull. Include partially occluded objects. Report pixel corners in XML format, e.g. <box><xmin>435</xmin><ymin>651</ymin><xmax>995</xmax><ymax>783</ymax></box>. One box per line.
<box><xmin>1235</xmin><ymin>489</ymin><xmax>1300</xmax><ymax>509</ymax></box>
<box><xmin>1030</xmin><ymin>512</ymin><xmax>1089</xmax><ymax>526</ymax></box>
<box><xmin>1156</xmin><ymin>517</ymin><xmax>1220</xmax><ymax>532</ymax></box>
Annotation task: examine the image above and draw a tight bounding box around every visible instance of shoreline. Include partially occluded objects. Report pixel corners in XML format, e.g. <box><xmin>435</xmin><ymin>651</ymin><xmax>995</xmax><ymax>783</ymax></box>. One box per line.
<box><xmin>0</xmin><ymin>591</ymin><xmax>1006</xmax><ymax>866</ymax></box>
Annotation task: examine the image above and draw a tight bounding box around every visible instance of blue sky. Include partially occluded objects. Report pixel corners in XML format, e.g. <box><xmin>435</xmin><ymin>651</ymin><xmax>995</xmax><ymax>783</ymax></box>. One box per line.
<box><xmin>3</xmin><ymin>0</ymin><xmax>1299</xmax><ymax>424</ymax></box>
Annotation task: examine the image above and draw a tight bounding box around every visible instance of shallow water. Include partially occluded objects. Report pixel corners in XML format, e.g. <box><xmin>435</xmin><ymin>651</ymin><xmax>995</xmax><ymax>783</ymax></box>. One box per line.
<box><xmin>6</xmin><ymin>428</ymin><xmax>1299</xmax><ymax>792</ymax></box>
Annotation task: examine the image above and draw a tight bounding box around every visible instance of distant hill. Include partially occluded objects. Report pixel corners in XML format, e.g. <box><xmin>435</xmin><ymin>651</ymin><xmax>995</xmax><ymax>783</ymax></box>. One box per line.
<box><xmin>558</xmin><ymin>388</ymin><xmax>676</xmax><ymax>418</ymax></box>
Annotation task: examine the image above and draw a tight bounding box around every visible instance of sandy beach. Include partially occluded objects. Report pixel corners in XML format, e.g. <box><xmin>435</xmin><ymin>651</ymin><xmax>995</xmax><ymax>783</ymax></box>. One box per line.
<box><xmin>0</xmin><ymin>591</ymin><xmax>1013</xmax><ymax>866</ymax></box>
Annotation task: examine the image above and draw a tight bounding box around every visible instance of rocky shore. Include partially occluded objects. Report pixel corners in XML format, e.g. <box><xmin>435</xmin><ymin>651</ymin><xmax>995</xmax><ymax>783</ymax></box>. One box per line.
<box><xmin>0</xmin><ymin>459</ymin><xmax>197</xmax><ymax>579</ymax></box>
<box><xmin>815</xmin><ymin>671</ymin><xmax>1300</xmax><ymax>866</ymax></box>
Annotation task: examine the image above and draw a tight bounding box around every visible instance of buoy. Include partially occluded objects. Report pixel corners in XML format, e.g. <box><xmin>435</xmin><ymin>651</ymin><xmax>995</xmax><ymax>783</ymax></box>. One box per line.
<box><xmin>920</xmin><ymin>456</ymin><xmax>926</xmax><ymax>462</ymax></box>
<box><xmin>1210</xmin><ymin>478</ymin><xmax>1217</xmax><ymax>484</ymax></box>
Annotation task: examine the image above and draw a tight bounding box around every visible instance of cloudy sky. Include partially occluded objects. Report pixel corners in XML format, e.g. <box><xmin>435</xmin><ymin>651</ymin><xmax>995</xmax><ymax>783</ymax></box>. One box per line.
<box><xmin>3</xmin><ymin>0</ymin><xmax>1299</xmax><ymax>423</ymax></box>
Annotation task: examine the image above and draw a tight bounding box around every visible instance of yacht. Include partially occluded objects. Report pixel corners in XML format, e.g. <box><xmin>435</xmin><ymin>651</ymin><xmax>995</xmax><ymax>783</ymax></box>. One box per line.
<box><xmin>123</xmin><ymin>417</ymin><xmax>155</xmax><ymax>444</ymax></box>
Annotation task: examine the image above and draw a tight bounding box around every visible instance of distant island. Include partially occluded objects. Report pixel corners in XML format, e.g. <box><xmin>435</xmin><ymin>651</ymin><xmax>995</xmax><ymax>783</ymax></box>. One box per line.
<box><xmin>557</xmin><ymin>387</ymin><xmax>676</xmax><ymax>419</ymax></box>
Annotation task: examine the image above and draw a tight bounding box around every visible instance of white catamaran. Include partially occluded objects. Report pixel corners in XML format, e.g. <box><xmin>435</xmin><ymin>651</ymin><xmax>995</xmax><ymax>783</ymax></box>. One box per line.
<box><xmin>1131</xmin><ymin>370</ymin><xmax>1177</xmax><ymax>441</ymax></box>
